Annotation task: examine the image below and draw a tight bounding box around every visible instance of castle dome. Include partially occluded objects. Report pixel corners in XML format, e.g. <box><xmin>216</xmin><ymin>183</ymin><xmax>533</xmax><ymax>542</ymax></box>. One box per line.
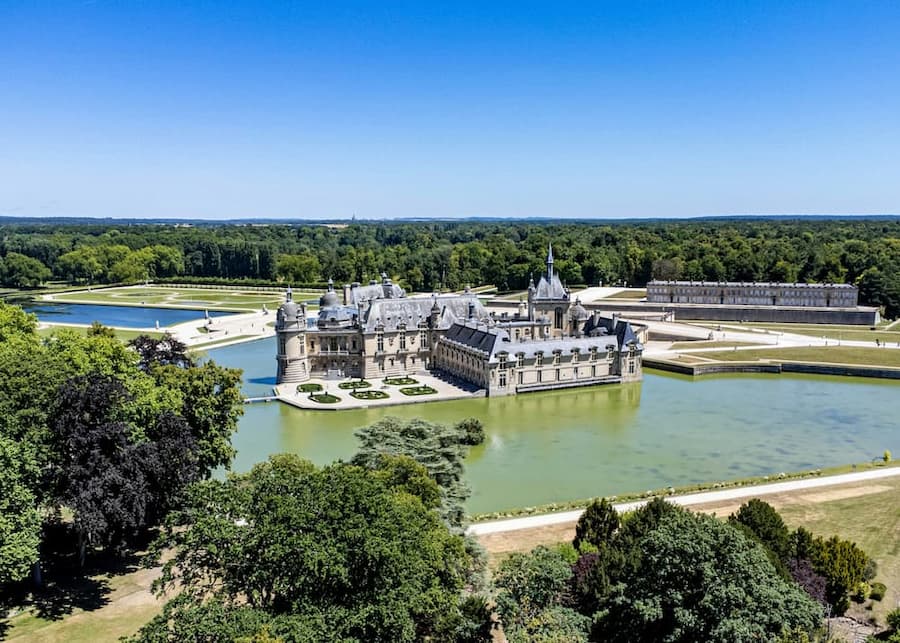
<box><xmin>319</xmin><ymin>278</ymin><xmax>340</xmax><ymax>308</ymax></box>
<box><xmin>569</xmin><ymin>299</ymin><xmax>589</xmax><ymax>321</ymax></box>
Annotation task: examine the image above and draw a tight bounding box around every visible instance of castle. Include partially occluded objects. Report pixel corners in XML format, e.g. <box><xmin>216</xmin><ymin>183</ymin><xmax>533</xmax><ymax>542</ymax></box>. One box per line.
<box><xmin>276</xmin><ymin>245</ymin><xmax>644</xmax><ymax>396</ymax></box>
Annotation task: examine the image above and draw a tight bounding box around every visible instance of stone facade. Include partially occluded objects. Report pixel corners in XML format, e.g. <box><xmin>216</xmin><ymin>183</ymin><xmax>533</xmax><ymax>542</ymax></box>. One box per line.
<box><xmin>647</xmin><ymin>281</ymin><xmax>858</xmax><ymax>308</ymax></box>
<box><xmin>276</xmin><ymin>245</ymin><xmax>644</xmax><ymax>396</ymax></box>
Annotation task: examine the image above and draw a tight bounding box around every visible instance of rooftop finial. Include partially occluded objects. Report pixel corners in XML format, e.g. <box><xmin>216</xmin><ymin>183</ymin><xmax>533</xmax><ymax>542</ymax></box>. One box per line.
<box><xmin>547</xmin><ymin>243</ymin><xmax>554</xmax><ymax>279</ymax></box>
<box><xmin>286</xmin><ymin>285</ymin><xmax>293</xmax><ymax>302</ymax></box>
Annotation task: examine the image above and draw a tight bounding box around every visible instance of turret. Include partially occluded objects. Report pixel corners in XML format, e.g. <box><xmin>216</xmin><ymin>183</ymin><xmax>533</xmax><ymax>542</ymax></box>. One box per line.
<box><xmin>275</xmin><ymin>288</ymin><xmax>310</xmax><ymax>384</ymax></box>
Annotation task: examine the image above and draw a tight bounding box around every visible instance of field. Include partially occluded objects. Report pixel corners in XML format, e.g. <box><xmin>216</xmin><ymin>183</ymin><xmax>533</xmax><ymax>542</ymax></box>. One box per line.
<box><xmin>48</xmin><ymin>286</ymin><xmax>321</xmax><ymax>312</ymax></box>
<box><xmin>695</xmin><ymin>346</ymin><xmax>900</xmax><ymax>368</ymax></box>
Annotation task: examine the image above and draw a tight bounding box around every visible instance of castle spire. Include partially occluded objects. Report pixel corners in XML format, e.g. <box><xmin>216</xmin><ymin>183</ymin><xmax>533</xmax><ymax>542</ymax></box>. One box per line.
<box><xmin>286</xmin><ymin>285</ymin><xmax>293</xmax><ymax>302</ymax></box>
<box><xmin>546</xmin><ymin>243</ymin><xmax>554</xmax><ymax>280</ymax></box>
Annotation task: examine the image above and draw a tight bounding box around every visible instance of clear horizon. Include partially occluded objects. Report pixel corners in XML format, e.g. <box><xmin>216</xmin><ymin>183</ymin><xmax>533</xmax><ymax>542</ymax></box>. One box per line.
<box><xmin>2</xmin><ymin>1</ymin><xmax>899</xmax><ymax>220</ymax></box>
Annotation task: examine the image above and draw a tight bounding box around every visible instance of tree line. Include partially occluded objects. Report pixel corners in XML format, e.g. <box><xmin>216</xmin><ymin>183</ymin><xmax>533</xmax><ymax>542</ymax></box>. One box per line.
<box><xmin>1</xmin><ymin>218</ymin><xmax>899</xmax><ymax>316</ymax></box>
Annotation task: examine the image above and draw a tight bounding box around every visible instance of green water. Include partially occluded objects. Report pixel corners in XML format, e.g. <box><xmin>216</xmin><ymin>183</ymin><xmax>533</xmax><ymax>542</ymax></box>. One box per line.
<box><xmin>231</xmin><ymin>369</ymin><xmax>900</xmax><ymax>514</ymax></box>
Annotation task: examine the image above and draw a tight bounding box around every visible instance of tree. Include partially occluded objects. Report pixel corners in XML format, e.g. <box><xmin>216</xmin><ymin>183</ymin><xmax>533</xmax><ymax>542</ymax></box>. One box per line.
<box><xmin>352</xmin><ymin>416</ymin><xmax>474</xmax><ymax>530</ymax></box>
<box><xmin>494</xmin><ymin>546</ymin><xmax>590</xmax><ymax>643</ymax></box>
<box><xmin>129</xmin><ymin>333</ymin><xmax>194</xmax><ymax>370</ymax></box>
<box><xmin>0</xmin><ymin>252</ymin><xmax>51</xmax><ymax>287</ymax></box>
<box><xmin>456</xmin><ymin>417</ymin><xmax>486</xmax><ymax>446</ymax></box>
<box><xmin>0</xmin><ymin>436</ymin><xmax>41</xmax><ymax>585</ymax></box>
<box><xmin>50</xmin><ymin>374</ymin><xmax>150</xmax><ymax>565</ymax></box>
<box><xmin>274</xmin><ymin>253</ymin><xmax>321</xmax><ymax>283</ymax></box>
<box><xmin>136</xmin><ymin>455</ymin><xmax>472</xmax><ymax>643</ymax></box>
<box><xmin>149</xmin><ymin>361</ymin><xmax>244</xmax><ymax>476</ymax></box>
<box><xmin>595</xmin><ymin>506</ymin><xmax>823</xmax><ymax>642</ymax></box>
<box><xmin>574</xmin><ymin>498</ymin><xmax>619</xmax><ymax>551</ymax></box>
<box><xmin>729</xmin><ymin>498</ymin><xmax>791</xmax><ymax>562</ymax></box>
<box><xmin>49</xmin><ymin>374</ymin><xmax>204</xmax><ymax>565</ymax></box>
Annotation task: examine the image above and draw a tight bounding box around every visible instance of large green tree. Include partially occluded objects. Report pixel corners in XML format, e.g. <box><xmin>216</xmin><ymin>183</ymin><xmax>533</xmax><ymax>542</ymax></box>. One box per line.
<box><xmin>595</xmin><ymin>505</ymin><xmax>823</xmax><ymax>642</ymax></box>
<box><xmin>136</xmin><ymin>454</ymin><xmax>475</xmax><ymax>643</ymax></box>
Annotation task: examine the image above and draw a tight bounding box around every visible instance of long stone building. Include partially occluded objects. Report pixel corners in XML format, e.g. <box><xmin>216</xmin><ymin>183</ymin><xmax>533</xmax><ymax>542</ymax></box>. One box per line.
<box><xmin>647</xmin><ymin>280</ymin><xmax>859</xmax><ymax>307</ymax></box>
<box><xmin>276</xmin><ymin>245</ymin><xmax>644</xmax><ymax>395</ymax></box>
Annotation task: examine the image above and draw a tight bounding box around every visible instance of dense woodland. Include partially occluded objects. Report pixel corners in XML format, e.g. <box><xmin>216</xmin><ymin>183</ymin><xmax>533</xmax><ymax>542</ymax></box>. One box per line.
<box><xmin>1</xmin><ymin>218</ymin><xmax>899</xmax><ymax>317</ymax></box>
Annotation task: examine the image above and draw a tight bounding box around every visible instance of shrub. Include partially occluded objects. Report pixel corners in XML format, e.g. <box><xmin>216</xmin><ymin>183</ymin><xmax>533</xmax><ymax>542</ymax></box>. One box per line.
<box><xmin>885</xmin><ymin>450</ymin><xmax>892</xmax><ymax>463</ymax></box>
<box><xmin>887</xmin><ymin>607</ymin><xmax>900</xmax><ymax>631</ymax></box>
<box><xmin>870</xmin><ymin>582</ymin><xmax>886</xmax><ymax>601</ymax></box>
<box><xmin>310</xmin><ymin>393</ymin><xmax>340</xmax><ymax>404</ymax></box>
<box><xmin>338</xmin><ymin>380</ymin><xmax>371</xmax><ymax>389</ymax></box>
<box><xmin>297</xmin><ymin>383</ymin><xmax>323</xmax><ymax>393</ymax></box>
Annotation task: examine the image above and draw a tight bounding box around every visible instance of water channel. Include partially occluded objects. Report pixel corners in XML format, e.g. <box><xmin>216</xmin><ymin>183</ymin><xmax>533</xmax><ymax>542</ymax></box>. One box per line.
<box><xmin>23</xmin><ymin>302</ymin><xmax>227</xmax><ymax>328</ymax></box>
<box><xmin>30</xmin><ymin>304</ymin><xmax>900</xmax><ymax>514</ymax></box>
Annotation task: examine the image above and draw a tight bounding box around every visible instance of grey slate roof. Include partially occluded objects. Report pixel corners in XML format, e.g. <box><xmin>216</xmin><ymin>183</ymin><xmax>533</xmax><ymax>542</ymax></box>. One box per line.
<box><xmin>649</xmin><ymin>280</ymin><xmax>857</xmax><ymax>290</ymax></box>
<box><xmin>363</xmin><ymin>295</ymin><xmax>489</xmax><ymax>332</ymax></box>
<box><xmin>441</xmin><ymin>317</ymin><xmax>643</xmax><ymax>363</ymax></box>
<box><xmin>348</xmin><ymin>282</ymin><xmax>406</xmax><ymax>303</ymax></box>
<box><xmin>533</xmin><ymin>273</ymin><xmax>568</xmax><ymax>300</ymax></box>
<box><xmin>442</xmin><ymin>323</ymin><xmax>510</xmax><ymax>354</ymax></box>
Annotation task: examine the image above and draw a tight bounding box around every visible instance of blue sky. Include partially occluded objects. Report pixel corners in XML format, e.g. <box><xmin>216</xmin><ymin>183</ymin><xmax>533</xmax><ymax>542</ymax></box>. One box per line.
<box><xmin>2</xmin><ymin>1</ymin><xmax>899</xmax><ymax>219</ymax></box>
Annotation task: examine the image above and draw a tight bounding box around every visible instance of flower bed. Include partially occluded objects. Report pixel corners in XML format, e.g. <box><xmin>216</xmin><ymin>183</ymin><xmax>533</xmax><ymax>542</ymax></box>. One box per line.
<box><xmin>350</xmin><ymin>390</ymin><xmax>389</xmax><ymax>400</ymax></box>
<box><xmin>399</xmin><ymin>385</ymin><xmax>437</xmax><ymax>396</ymax></box>
<box><xmin>338</xmin><ymin>380</ymin><xmax>372</xmax><ymax>389</ymax></box>
<box><xmin>297</xmin><ymin>383</ymin><xmax>323</xmax><ymax>393</ymax></box>
<box><xmin>310</xmin><ymin>393</ymin><xmax>340</xmax><ymax>404</ymax></box>
<box><xmin>384</xmin><ymin>376</ymin><xmax>419</xmax><ymax>385</ymax></box>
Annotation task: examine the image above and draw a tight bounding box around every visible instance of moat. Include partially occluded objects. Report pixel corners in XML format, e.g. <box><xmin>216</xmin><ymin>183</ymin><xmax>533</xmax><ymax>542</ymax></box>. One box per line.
<box><xmin>212</xmin><ymin>337</ymin><xmax>900</xmax><ymax>514</ymax></box>
<box><xmin>28</xmin><ymin>304</ymin><xmax>900</xmax><ymax>515</ymax></box>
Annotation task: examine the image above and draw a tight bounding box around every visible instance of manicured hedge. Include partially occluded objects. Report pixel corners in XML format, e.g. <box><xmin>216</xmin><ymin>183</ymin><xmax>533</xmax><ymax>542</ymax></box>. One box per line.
<box><xmin>338</xmin><ymin>380</ymin><xmax>372</xmax><ymax>389</ymax></box>
<box><xmin>310</xmin><ymin>393</ymin><xmax>340</xmax><ymax>404</ymax></box>
<box><xmin>297</xmin><ymin>383</ymin><xmax>323</xmax><ymax>393</ymax></box>
<box><xmin>384</xmin><ymin>376</ymin><xmax>419</xmax><ymax>385</ymax></box>
<box><xmin>399</xmin><ymin>385</ymin><xmax>437</xmax><ymax>396</ymax></box>
<box><xmin>351</xmin><ymin>390</ymin><xmax>389</xmax><ymax>400</ymax></box>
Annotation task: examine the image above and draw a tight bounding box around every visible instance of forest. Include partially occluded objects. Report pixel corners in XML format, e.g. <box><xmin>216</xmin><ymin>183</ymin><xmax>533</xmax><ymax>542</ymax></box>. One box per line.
<box><xmin>1</xmin><ymin>217</ymin><xmax>899</xmax><ymax>317</ymax></box>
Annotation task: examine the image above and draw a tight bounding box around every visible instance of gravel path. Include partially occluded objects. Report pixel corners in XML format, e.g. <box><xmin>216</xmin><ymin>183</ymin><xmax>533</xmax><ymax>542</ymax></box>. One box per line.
<box><xmin>468</xmin><ymin>467</ymin><xmax>900</xmax><ymax>535</ymax></box>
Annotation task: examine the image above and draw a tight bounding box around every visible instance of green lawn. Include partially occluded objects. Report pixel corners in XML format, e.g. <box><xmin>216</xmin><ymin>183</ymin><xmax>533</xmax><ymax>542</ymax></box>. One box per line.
<box><xmin>600</xmin><ymin>289</ymin><xmax>646</xmax><ymax>299</ymax></box>
<box><xmin>697</xmin><ymin>346</ymin><xmax>900</xmax><ymax>368</ymax></box>
<box><xmin>37</xmin><ymin>326</ymin><xmax>164</xmax><ymax>342</ymax></box>
<box><xmin>48</xmin><ymin>286</ymin><xmax>317</xmax><ymax>312</ymax></box>
<box><xmin>739</xmin><ymin>322</ymin><xmax>900</xmax><ymax>344</ymax></box>
<box><xmin>777</xmin><ymin>477</ymin><xmax>900</xmax><ymax>626</ymax></box>
<box><xmin>669</xmin><ymin>340</ymin><xmax>763</xmax><ymax>350</ymax></box>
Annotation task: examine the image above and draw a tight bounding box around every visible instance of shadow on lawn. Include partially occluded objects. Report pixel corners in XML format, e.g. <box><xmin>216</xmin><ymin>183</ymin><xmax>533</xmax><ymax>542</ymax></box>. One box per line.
<box><xmin>0</xmin><ymin>526</ymin><xmax>151</xmax><ymax>636</ymax></box>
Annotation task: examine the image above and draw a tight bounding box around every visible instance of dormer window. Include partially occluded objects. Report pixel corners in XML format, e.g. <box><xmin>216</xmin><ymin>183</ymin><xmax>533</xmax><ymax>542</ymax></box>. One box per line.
<box><xmin>516</xmin><ymin>353</ymin><xmax>524</xmax><ymax>368</ymax></box>
<box><xmin>535</xmin><ymin>352</ymin><xmax>543</xmax><ymax>367</ymax></box>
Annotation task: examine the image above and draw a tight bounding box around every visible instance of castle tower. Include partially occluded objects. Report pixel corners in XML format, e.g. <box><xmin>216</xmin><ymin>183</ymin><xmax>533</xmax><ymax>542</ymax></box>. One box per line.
<box><xmin>275</xmin><ymin>287</ymin><xmax>310</xmax><ymax>384</ymax></box>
